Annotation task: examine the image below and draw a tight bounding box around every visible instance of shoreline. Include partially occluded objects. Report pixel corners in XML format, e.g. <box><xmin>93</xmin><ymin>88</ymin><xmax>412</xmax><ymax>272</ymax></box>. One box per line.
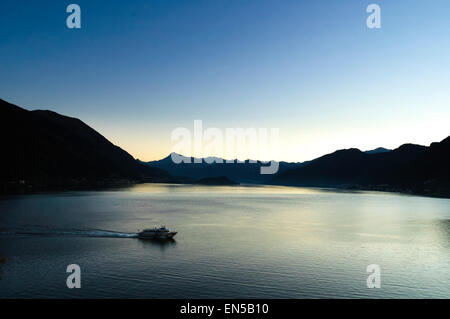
<box><xmin>1</xmin><ymin>181</ymin><xmax>449</xmax><ymax>200</ymax></box>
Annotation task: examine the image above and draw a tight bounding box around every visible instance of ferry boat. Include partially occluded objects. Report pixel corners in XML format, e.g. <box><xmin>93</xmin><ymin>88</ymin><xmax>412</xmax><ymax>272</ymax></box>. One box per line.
<box><xmin>138</xmin><ymin>226</ymin><xmax>177</xmax><ymax>240</ymax></box>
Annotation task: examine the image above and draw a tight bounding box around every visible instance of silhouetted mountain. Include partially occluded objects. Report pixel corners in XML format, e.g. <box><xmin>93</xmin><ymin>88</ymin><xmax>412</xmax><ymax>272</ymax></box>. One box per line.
<box><xmin>272</xmin><ymin>137</ymin><xmax>450</xmax><ymax>198</ymax></box>
<box><xmin>0</xmin><ymin>99</ymin><xmax>173</xmax><ymax>192</ymax></box>
<box><xmin>3</xmin><ymin>98</ymin><xmax>447</xmax><ymax>197</ymax></box>
<box><xmin>141</xmin><ymin>153</ymin><xmax>305</xmax><ymax>184</ymax></box>
<box><xmin>409</xmin><ymin>136</ymin><xmax>450</xmax><ymax>196</ymax></box>
<box><xmin>365</xmin><ymin>147</ymin><xmax>391</xmax><ymax>154</ymax></box>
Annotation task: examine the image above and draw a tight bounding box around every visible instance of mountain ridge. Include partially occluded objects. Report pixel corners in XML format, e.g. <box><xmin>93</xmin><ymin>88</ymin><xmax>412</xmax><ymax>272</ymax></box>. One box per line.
<box><xmin>141</xmin><ymin>154</ymin><xmax>306</xmax><ymax>184</ymax></box>
<box><xmin>0</xmin><ymin>98</ymin><xmax>174</xmax><ymax>193</ymax></box>
<box><xmin>365</xmin><ymin>147</ymin><xmax>391</xmax><ymax>154</ymax></box>
<box><xmin>1</xmin><ymin>98</ymin><xmax>448</xmax><ymax>197</ymax></box>
<box><xmin>271</xmin><ymin>138</ymin><xmax>449</xmax><ymax>197</ymax></box>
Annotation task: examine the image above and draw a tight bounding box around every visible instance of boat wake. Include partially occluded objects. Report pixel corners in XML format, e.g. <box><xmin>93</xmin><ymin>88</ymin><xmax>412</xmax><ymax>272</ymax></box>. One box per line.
<box><xmin>0</xmin><ymin>226</ymin><xmax>138</xmax><ymax>239</ymax></box>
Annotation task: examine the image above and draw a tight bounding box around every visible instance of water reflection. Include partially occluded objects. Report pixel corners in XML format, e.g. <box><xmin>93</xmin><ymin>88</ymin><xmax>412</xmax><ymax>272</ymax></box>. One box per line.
<box><xmin>0</xmin><ymin>254</ymin><xmax>5</xmax><ymax>281</ymax></box>
<box><xmin>137</xmin><ymin>238</ymin><xmax>177</xmax><ymax>251</ymax></box>
<box><xmin>436</xmin><ymin>219</ymin><xmax>450</xmax><ymax>241</ymax></box>
<box><xmin>0</xmin><ymin>184</ymin><xmax>449</xmax><ymax>298</ymax></box>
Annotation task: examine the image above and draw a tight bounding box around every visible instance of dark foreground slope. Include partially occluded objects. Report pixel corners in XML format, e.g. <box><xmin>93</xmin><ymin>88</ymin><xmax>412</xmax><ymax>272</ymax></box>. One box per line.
<box><xmin>272</xmin><ymin>137</ymin><xmax>450</xmax><ymax>198</ymax></box>
<box><xmin>0</xmin><ymin>99</ymin><xmax>172</xmax><ymax>192</ymax></box>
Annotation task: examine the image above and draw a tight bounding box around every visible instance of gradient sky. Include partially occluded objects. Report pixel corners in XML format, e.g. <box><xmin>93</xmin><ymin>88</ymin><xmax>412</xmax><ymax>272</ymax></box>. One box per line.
<box><xmin>1</xmin><ymin>0</ymin><xmax>449</xmax><ymax>162</ymax></box>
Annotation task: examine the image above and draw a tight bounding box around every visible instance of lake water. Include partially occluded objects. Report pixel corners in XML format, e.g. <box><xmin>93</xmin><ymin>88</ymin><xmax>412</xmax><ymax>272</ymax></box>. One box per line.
<box><xmin>0</xmin><ymin>184</ymin><xmax>449</xmax><ymax>298</ymax></box>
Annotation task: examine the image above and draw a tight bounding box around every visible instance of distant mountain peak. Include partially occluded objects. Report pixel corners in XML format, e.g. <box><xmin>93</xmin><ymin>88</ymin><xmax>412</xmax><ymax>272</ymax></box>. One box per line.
<box><xmin>365</xmin><ymin>147</ymin><xmax>391</xmax><ymax>154</ymax></box>
<box><xmin>395</xmin><ymin>143</ymin><xmax>428</xmax><ymax>153</ymax></box>
<box><xmin>143</xmin><ymin>153</ymin><xmax>304</xmax><ymax>184</ymax></box>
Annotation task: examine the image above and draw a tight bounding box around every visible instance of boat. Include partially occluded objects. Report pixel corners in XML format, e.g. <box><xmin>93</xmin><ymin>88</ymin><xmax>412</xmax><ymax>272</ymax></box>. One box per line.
<box><xmin>137</xmin><ymin>226</ymin><xmax>177</xmax><ymax>240</ymax></box>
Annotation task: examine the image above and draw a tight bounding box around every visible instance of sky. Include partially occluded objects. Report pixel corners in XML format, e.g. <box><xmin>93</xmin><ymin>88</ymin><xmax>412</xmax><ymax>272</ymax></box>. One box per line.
<box><xmin>1</xmin><ymin>0</ymin><xmax>449</xmax><ymax>162</ymax></box>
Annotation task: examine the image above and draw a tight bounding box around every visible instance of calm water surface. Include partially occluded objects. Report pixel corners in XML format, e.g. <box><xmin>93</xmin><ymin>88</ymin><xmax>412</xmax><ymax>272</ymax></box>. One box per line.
<box><xmin>0</xmin><ymin>184</ymin><xmax>449</xmax><ymax>298</ymax></box>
